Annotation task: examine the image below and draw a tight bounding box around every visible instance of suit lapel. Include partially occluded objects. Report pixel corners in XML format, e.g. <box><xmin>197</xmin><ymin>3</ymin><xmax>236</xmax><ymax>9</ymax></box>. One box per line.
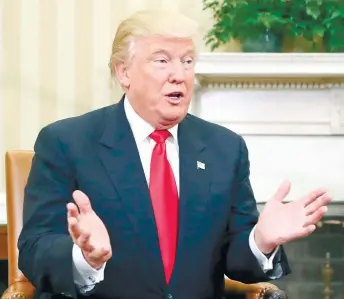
<box><xmin>171</xmin><ymin>115</ymin><xmax>211</xmax><ymax>284</ymax></box>
<box><xmin>97</xmin><ymin>98</ymin><xmax>165</xmax><ymax>287</ymax></box>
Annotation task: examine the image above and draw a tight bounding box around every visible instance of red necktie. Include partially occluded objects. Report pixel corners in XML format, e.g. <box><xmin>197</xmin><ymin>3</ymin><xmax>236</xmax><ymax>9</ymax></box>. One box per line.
<box><xmin>149</xmin><ymin>130</ymin><xmax>178</xmax><ymax>284</ymax></box>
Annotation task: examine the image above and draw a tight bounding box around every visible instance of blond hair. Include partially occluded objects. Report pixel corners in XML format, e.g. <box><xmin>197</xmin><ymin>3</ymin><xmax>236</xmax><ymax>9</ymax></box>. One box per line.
<box><xmin>108</xmin><ymin>9</ymin><xmax>199</xmax><ymax>77</ymax></box>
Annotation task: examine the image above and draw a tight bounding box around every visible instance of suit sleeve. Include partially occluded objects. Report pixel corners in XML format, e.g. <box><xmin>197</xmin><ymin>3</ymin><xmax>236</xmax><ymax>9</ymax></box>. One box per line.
<box><xmin>18</xmin><ymin>125</ymin><xmax>78</xmax><ymax>298</ymax></box>
<box><xmin>224</xmin><ymin>136</ymin><xmax>291</xmax><ymax>283</ymax></box>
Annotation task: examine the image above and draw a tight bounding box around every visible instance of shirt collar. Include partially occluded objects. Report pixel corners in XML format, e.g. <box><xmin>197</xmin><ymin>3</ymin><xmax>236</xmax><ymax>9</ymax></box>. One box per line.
<box><xmin>124</xmin><ymin>96</ymin><xmax>179</xmax><ymax>144</ymax></box>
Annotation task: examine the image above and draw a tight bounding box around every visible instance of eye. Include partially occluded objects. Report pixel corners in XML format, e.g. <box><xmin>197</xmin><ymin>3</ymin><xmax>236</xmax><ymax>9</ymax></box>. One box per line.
<box><xmin>155</xmin><ymin>59</ymin><xmax>168</xmax><ymax>64</ymax></box>
<box><xmin>183</xmin><ymin>58</ymin><xmax>194</xmax><ymax>65</ymax></box>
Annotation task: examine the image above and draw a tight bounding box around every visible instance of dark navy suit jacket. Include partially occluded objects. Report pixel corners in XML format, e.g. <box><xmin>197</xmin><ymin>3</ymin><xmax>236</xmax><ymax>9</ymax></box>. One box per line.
<box><xmin>18</xmin><ymin>98</ymin><xmax>290</xmax><ymax>299</ymax></box>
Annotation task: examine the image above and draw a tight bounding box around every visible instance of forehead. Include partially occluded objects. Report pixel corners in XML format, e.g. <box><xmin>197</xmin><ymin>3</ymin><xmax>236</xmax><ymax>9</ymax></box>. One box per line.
<box><xmin>135</xmin><ymin>35</ymin><xmax>196</xmax><ymax>57</ymax></box>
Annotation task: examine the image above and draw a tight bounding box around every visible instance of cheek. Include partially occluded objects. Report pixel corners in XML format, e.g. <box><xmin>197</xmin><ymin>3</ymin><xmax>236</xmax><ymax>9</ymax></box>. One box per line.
<box><xmin>146</xmin><ymin>74</ymin><xmax>168</xmax><ymax>92</ymax></box>
<box><xmin>130</xmin><ymin>66</ymin><xmax>164</xmax><ymax>88</ymax></box>
<box><xmin>186</xmin><ymin>77</ymin><xmax>195</xmax><ymax>94</ymax></box>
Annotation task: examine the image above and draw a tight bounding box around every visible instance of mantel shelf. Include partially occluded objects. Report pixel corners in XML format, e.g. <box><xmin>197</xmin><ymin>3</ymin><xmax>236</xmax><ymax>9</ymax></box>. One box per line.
<box><xmin>195</xmin><ymin>53</ymin><xmax>344</xmax><ymax>83</ymax></box>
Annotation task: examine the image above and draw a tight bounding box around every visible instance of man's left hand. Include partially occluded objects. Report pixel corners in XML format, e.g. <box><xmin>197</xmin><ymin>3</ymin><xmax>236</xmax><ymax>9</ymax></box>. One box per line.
<box><xmin>254</xmin><ymin>180</ymin><xmax>332</xmax><ymax>254</ymax></box>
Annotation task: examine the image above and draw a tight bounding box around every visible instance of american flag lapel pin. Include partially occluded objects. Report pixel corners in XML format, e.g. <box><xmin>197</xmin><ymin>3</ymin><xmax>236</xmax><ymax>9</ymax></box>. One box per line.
<box><xmin>197</xmin><ymin>161</ymin><xmax>205</xmax><ymax>170</ymax></box>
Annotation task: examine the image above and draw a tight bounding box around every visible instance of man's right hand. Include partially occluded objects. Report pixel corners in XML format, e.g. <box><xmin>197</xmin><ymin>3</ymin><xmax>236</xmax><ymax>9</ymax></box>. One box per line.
<box><xmin>67</xmin><ymin>190</ymin><xmax>112</xmax><ymax>270</ymax></box>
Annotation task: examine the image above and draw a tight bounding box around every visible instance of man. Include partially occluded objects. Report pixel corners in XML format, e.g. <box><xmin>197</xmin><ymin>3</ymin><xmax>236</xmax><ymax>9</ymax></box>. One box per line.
<box><xmin>18</xmin><ymin>9</ymin><xmax>331</xmax><ymax>299</ymax></box>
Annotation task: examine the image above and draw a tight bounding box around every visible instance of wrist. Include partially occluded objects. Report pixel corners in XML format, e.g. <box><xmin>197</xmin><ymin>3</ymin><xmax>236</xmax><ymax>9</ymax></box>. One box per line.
<box><xmin>254</xmin><ymin>228</ymin><xmax>277</xmax><ymax>254</ymax></box>
<box><xmin>88</xmin><ymin>261</ymin><xmax>104</xmax><ymax>270</ymax></box>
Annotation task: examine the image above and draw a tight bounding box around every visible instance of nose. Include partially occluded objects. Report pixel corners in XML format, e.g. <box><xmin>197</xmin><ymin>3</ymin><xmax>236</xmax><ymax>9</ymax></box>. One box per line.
<box><xmin>168</xmin><ymin>61</ymin><xmax>186</xmax><ymax>84</ymax></box>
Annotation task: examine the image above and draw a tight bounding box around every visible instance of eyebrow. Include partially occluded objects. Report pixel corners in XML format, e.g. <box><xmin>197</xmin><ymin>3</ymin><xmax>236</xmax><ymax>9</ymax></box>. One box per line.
<box><xmin>151</xmin><ymin>48</ymin><xmax>196</xmax><ymax>57</ymax></box>
<box><xmin>151</xmin><ymin>49</ymin><xmax>170</xmax><ymax>56</ymax></box>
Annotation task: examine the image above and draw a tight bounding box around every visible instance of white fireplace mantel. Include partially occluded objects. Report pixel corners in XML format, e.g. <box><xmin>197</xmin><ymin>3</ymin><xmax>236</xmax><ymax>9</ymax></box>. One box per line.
<box><xmin>195</xmin><ymin>52</ymin><xmax>344</xmax><ymax>78</ymax></box>
<box><xmin>192</xmin><ymin>53</ymin><xmax>344</xmax><ymax>204</ymax></box>
<box><xmin>192</xmin><ymin>53</ymin><xmax>344</xmax><ymax>136</ymax></box>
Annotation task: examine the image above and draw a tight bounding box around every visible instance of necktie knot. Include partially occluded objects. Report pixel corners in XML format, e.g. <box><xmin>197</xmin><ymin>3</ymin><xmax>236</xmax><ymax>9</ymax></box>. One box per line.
<box><xmin>149</xmin><ymin>130</ymin><xmax>170</xmax><ymax>143</ymax></box>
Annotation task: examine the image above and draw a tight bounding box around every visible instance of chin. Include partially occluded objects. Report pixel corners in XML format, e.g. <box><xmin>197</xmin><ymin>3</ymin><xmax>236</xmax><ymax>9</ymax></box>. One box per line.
<box><xmin>158</xmin><ymin>110</ymin><xmax>186</xmax><ymax>127</ymax></box>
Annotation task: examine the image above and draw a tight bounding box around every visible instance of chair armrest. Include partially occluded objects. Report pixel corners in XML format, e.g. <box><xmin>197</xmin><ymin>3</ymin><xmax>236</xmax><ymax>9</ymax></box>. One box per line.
<box><xmin>262</xmin><ymin>287</ymin><xmax>287</xmax><ymax>299</ymax></box>
<box><xmin>1</xmin><ymin>282</ymin><xmax>35</xmax><ymax>299</ymax></box>
<box><xmin>224</xmin><ymin>279</ymin><xmax>287</xmax><ymax>299</ymax></box>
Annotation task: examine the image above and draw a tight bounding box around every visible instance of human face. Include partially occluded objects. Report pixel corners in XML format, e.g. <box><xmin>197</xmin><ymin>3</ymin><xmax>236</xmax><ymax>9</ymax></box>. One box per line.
<box><xmin>118</xmin><ymin>35</ymin><xmax>196</xmax><ymax>129</ymax></box>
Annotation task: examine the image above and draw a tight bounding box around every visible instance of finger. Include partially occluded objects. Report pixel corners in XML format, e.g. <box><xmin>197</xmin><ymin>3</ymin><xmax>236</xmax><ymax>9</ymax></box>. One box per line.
<box><xmin>67</xmin><ymin>216</ymin><xmax>82</xmax><ymax>239</ymax></box>
<box><xmin>77</xmin><ymin>232</ymin><xmax>94</xmax><ymax>253</ymax></box>
<box><xmin>73</xmin><ymin>190</ymin><xmax>93</xmax><ymax>214</ymax></box>
<box><xmin>305</xmin><ymin>193</ymin><xmax>332</xmax><ymax>216</ymax></box>
<box><xmin>99</xmin><ymin>251</ymin><xmax>112</xmax><ymax>264</ymax></box>
<box><xmin>301</xmin><ymin>188</ymin><xmax>328</xmax><ymax>207</ymax></box>
<box><xmin>304</xmin><ymin>206</ymin><xmax>328</xmax><ymax>226</ymax></box>
<box><xmin>297</xmin><ymin>224</ymin><xmax>317</xmax><ymax>238</ymax></box>
<box><xmin>102</xmin><ymin>250</ymin><xmax>112</xmax><ymax>261</ymax></box>
<box><xmin>67</xmin><ymin>203</ymin><xmax>79</xmax><ymax>220</ymax></box>
<box><xmin>272</xmin><ymin>180</ymin><xmax>291</xmax><ymax>202</ymax></box>
<box><xmin>88</xmin><ymin>246</ymin><xmax>112</xmax><ymax>260</ymax></box>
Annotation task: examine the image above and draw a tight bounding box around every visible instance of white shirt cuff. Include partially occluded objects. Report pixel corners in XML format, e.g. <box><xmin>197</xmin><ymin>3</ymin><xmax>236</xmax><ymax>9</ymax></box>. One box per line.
<box><xmin>72</xmin><ymin>244</ymin><xmax>106</xmax><ymax>294</ymax></box>
<box><xmin>249</xmin><ymin>225</ymin><xmax>279</xmax><ymax>272</ymax></box>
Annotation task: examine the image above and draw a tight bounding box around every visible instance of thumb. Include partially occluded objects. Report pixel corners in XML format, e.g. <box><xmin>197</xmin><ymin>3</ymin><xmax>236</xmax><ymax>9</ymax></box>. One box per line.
<box><xmin>73</xmin><ymin>190</ymin><xmax>93</xmax><ymax>214</ymax></box>
<box><xmin>271</xmin><ymin>180</ymin><xmax>291</xmax><ymax>203</ymax></box>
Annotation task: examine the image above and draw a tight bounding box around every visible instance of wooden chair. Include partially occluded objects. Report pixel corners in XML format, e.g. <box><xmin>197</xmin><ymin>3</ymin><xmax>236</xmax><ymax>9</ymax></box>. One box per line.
<box><xmin>2</xmin><ymin>151</ymin><xmax>35</xmax><ymax>299</ymax></box>
<box><xmin>1</xmin><ymin>150</ymin><xmax>285</xmax><ymax>299</ymax></box>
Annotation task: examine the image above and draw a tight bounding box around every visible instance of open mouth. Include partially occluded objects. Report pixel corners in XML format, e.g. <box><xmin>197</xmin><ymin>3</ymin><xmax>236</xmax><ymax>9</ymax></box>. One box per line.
<box><xmin>166</xmin><ymin>92</ymin><xmax>184</xmax><ymax>100</ymax></box>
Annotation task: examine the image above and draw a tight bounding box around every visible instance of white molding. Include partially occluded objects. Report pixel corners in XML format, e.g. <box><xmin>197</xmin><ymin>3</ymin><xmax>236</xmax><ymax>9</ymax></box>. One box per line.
<box><xmin>202</xmin><ymin>82</ymin><xmax>344</xmax><ymax>89</ymax></box>
<box><xmin>0</xmin><ymin>192</ymin><xmax>6</xmax><ymax>225</ymax></box>
<box><xmin>192</xmin><ymin>53</ymin><xmax>344</xmax><ymax>202</ymax></box>
<box><xmin>196</xmin><ymin>87</ymin><xmax>344</xmax><ymax>136</ymax></box>
<box><xmin>193</xmin><ymin>53</ymin><xmax>344</xmax><ymax>136</ymax></box>
<box><xmin>195</xmin><ymin>53</ymin><xmax>344</xmax><ymax>79</ymax></box>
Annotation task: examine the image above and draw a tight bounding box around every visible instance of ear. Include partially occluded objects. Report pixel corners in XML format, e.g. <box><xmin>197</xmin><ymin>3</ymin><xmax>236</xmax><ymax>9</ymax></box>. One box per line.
<box><xmin>115</xmin><ymin>62</ymin><xmax>130</xmax><ymax>88</ymax></box>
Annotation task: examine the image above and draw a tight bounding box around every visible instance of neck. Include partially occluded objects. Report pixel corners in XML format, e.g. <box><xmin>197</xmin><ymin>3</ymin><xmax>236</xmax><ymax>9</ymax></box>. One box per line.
<box><xmin>126</xmin><ymin>97</ymin><xmax>180</xmax><ymax>130</ymax></box>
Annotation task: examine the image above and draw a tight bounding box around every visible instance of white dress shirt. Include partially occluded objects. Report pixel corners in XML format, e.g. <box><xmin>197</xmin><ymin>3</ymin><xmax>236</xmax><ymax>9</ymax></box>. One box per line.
<box><xmin>72</xmin><ymin>98</ymin><xmax>281</xmax><ymax>293</ymax></box>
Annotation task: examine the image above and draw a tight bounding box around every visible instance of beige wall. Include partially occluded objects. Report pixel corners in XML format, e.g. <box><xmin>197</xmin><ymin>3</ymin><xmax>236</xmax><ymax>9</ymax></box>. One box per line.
<box><xmin>0</xmin><ymin>0</ymin><xmax>213</xmax><ymax>194</ymax></box>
